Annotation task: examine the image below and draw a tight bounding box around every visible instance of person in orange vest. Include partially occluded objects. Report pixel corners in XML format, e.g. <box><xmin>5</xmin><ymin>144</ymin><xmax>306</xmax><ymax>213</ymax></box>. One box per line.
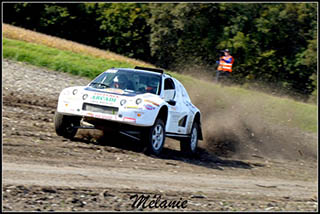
<box><xmin>215</xmin><ymin>49</ymin><xmax>234</xmax><ymax>83</ymax></box>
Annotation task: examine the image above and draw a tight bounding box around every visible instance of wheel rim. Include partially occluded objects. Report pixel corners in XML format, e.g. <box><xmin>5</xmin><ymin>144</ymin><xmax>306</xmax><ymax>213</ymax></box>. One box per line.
<box><xmin>190</xmin><ymin>126</ymin><xmax>198</xmax><ymax>151</ymax></box>
<box><xmin>66</xmin><ymin>122</ymin><xmax>75</xmax><ymax>134</ymax></box>
<box><xmin>152</xmin><ymin>124</ymin><xmax>164</xmax><ymax>151</ymax></box>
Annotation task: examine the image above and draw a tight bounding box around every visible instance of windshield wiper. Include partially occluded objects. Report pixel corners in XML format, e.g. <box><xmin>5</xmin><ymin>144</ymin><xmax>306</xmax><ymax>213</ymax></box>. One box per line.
<box><xmin>90</xmin><ymin>82</ymin><xmax>110</xmax><ymax>88</ymax></box>
<box><xmin>124</xmin><ymin>89</ymin><xmax>135</xmax><ymax>93</ymax></box>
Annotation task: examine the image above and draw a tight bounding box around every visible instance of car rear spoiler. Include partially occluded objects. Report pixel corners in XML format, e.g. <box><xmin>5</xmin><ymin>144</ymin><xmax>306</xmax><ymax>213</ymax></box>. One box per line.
<box><xmin>134</xmin><ymin>66</ymin><xmax>164</xmax><ymax>74</ymax></box>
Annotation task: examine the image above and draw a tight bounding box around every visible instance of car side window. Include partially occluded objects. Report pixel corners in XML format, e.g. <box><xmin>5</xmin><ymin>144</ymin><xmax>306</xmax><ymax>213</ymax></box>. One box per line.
<box><xmin>164</xmin><ymin>78</ymin><xmax>175</xmax><ymax>90</ymax></box>
<box><xmin>163</xmin><ymin>78</ymin><xmax>176</xmax><ymax>103</ymax></box>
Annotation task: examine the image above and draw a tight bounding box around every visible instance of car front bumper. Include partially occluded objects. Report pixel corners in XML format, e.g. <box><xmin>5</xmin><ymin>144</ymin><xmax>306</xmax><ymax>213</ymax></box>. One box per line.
<box><xmin>57</xmin><ymin>95</ymin><xmax>156</xmax><ymax>127</ymax></box>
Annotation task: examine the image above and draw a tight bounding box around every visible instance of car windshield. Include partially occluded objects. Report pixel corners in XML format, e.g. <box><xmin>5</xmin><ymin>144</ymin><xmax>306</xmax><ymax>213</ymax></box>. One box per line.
<box><xmin>89</xmin><ymin>69</ymin><xmax>162</xmax><ymax>95</ymax></box>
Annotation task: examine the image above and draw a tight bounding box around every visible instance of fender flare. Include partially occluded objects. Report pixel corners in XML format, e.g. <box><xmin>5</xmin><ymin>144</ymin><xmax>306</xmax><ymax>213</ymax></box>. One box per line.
<box><xmin>189</xmin><ymin>111</ymin><xmax>203</xmax><ymax>140</ymax></box>
<box><xmin>153</xmin><ymin>104</ymin><xmax>168</xmax><ymax>126</ymax></box>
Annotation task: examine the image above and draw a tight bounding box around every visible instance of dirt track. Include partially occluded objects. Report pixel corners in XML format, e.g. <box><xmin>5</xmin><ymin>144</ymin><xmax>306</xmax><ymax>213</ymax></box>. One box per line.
<box><xmin>2</xmin><ymin>59</ymin><xmax>318</xmax><ymax>211</ymax></box>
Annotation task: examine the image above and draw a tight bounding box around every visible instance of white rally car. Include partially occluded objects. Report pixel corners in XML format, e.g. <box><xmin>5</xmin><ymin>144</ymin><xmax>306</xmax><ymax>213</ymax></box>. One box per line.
<box><xmin>54</xmin><ymin>66</ymin><xmax>203</xmax><ymax>156</ymax></box>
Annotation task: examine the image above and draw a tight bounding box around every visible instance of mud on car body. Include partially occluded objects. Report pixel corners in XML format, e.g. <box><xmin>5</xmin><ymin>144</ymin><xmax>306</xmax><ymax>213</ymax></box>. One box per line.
<box><xmin>54</xmin><ymin>66</ymin><xmax>203</xmax><ymax>156</ymax></box>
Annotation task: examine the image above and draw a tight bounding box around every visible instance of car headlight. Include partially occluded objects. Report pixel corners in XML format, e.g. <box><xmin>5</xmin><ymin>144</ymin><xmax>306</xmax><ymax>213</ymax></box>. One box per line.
<box><xmin>120</xmin><ymin>99</ymin><xmax>127</xmax><ymax>106</ymax></box>
<box><xmin>82</xmin><ymin>94</ymin><xmax>88</xmax><ymax>100</ymax></box>
<box><xmin>72</xmin><ymin>89</ymin><xmax>78</xmax><ymax>95</ymax></box>
<box><xmin>62</xmin><ymin>89</ymin><xmax>70</xmax><ymax>96</ymax></box>
<box><xmin>136</xmin><ymin>98</ymin><xmax>142</xmax><ymax>105</ymax></box>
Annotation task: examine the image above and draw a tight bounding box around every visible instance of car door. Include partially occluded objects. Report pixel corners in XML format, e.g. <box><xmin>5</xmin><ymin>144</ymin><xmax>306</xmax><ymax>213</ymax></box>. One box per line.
<box><xmin>163</xmin><ymin>78</ymin><xmax>186</xmax><ymax>134</ymax></box>
<box><xmin>179</xmin><ymin>83</ymin><xmax>197</xmax><ymax>135</ymax></box>
<box><xmin>174</xmin><ymin>80</ymin><xmax>192</xmax><ymax>135</ymax></box>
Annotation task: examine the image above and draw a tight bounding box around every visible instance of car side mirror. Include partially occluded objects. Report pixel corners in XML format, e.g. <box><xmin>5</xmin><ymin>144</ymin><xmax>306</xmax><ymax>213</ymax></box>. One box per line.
<box><xmin>167</xmin><ymin>100</ymin><xmax>176</xmax><ymax>106</ymax></box>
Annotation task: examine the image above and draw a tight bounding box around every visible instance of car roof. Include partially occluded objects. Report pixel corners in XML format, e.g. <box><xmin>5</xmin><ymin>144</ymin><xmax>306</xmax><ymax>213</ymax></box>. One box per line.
<box><xmin>105</xmin><ymin>68</ymin><xmax>173</xmax><ymax>78</ymax></box>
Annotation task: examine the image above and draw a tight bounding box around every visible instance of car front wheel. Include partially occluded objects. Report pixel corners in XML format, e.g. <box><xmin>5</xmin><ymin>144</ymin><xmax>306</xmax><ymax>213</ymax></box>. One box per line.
<box><xmin>143</xmin><ymin>118</ymin><xmax>166</xmax><ymax>156</ymax></box>
<box><xmin>180</xmin><ymin>122</ymin><xmax>199</xmax><ymax>156</ymax></box>
<box><xmin>54</xmin><ymin>111</ymin><xmax>80</xmax><ymax>139</ymax></box>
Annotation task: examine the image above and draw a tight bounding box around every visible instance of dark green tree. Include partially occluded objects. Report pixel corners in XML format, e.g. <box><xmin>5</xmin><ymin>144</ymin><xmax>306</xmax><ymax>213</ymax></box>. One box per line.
<box><xmin>95</xmin><ymin>3</ymin><xmax>151</xmax><ymax>61</ymax></box>
<box><xmin>148</xmin><ymin>3</ymin><xmax>223</xmax><ymax>69</ymax></box>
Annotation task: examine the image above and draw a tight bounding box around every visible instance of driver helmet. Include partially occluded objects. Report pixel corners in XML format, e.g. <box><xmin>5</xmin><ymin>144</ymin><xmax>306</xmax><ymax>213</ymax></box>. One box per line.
<box><xmin>146</xmin><ymin>78</ymin><xmax>158</xmax><ymax>93</ymax></box>
<box><xmin>113</xmin><ymin>74</ymin><xmax>128</xmax><ymax>89</ymax></box>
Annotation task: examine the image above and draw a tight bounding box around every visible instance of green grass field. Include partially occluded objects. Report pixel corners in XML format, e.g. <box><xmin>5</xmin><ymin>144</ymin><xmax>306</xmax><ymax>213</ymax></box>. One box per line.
<box><xmin>3</xmin><ymin>37</ymin><xmax>317</xmax><ymax>133</ymax></box>
<box><xmin>3</xmin><ymin>38</ymin><xmax>135</xmax><ymax>79</ymax></box>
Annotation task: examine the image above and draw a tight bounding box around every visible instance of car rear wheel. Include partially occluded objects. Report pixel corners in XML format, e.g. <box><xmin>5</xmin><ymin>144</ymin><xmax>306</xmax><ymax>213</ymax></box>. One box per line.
<box><xmin>143</xmin><ymin>118</ymin><xmax>166</xmax><ymax>156</ymax></box>
<box><xmin>54</xmin><ymin>111</ymin><xmax>80</xmax><ymax>139</ymax></box>
<box><xmin>180</xmin><ymin>122</ymin><xmax>199</xmax><ymax>156</ymax></box>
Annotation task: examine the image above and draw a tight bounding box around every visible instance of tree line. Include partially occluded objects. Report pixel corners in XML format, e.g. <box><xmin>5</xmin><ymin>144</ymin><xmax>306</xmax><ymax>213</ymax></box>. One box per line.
<box><xmin>3</xmin><ymin>3</ymin><xmax>317</xmax><ymax>98</ymax></box>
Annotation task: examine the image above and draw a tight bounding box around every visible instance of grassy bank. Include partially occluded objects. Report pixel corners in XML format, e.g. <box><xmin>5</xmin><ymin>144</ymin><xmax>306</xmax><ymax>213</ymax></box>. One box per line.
<box><xmin>3</xmin><ymin>38</ymin><xmax>135</xmax><ymax>79</ymax></box>
<box><xmin>3</xmin><ymin>23</ymin><xmax>152</xmax><ymax>68</ymax></box>
<box><xmin>2</xmin><ymin>29</ymin><xmax>317</xmax><ymax>134</ymax></box>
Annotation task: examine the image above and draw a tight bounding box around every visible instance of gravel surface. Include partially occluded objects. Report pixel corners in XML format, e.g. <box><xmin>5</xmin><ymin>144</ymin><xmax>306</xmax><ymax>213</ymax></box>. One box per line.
<box><xmin>2</xmin><ymin>59</ymin><xmax>318</xmax><ymax>211</ymax></box>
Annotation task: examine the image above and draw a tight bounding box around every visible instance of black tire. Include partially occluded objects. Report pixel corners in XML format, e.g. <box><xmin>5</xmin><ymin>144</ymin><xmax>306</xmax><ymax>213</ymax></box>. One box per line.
<box><xmin>54</xmin><ymin>111</ymin><xmax>80</xmax><ymax>139</ymax></box>
<box><xmin>180</xmin><ymin>122</ymin><xmax>199</xmax><ymax>156</ymax></box>
<box><xmin>143</xmin><ymin>118</ymin><xmax>166</xmax><ymax>156</ymax></box>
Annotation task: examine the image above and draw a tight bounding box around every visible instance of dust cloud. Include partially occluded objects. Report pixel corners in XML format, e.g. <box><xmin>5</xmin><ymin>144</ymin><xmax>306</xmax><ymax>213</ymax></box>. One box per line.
<box><xmin>181</xmin><ymin>66</ymin><xmax>317</xmax><ymax>161</ymax></box>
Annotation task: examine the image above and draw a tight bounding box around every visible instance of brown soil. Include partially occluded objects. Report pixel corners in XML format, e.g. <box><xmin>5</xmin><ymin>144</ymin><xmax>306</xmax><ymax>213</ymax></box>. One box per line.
<box><xmin>2</xmin><ymin>59</ymin><xmax>318</xmax><ymax>211</ymax></box>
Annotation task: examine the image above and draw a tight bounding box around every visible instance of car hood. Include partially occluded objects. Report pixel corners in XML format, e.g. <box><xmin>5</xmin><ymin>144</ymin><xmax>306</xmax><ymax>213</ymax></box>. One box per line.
<box><xmin>84</xmin><ymin>86</ymin><xmax>139</xmax><ymax>97</ymax></box>
<box><xmin>62</xmin><ymin>86</ymin><xmax>163</xmax><ymax>107</ymax></box>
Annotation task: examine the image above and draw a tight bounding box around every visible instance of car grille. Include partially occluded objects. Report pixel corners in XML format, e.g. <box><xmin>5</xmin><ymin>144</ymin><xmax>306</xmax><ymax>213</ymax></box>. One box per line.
<box><xmin>82</xmin><ymin>103</ymin><xmax>118</xmax><ymax>115</ymax></box>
